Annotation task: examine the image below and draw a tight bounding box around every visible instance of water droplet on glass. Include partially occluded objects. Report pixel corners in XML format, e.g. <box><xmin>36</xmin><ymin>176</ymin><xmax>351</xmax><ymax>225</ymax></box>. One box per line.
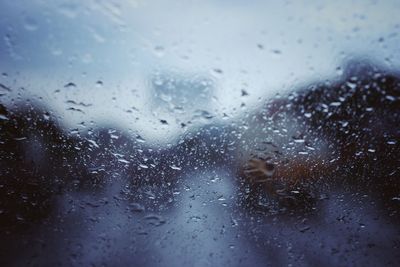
<box><xmin>136</xmin><ymin>135</ymin><xmax>146</xmax><ymax>143</ymax></box>
<box><xmin>0</xmin><ymin>114</ymin><xmax>9</xmax><ymax>120</ymax></box>
<box><xmin>43</xmin><ymin>112</ymin><xmax>50</xmax><ymax>120</ymax></box>
<box><xmin>118</xmin><ymin>158</ymin><xmax>130</xmax><ymax>164</ymax></box>
<box><xmin>153</xmin><ymin>45</ymin><xmax>165</xmax><ymax>57</ymax></box>
<box><xmin>64</xmin><ymin>82</ymin><xmax>77</xmax><ymax>89</ymax></box>
<box><xmin>212</xmin><ymin>68</ymin><xmax>223</xmax><ymax>75</ymax></box>
<box><xmin>0</xmin><ymin>83</ymin><xmax>11</xmax><ymax>92</ymax></box>
<box><xmin>139</xmin><ymin>163</ymin><xmax>149</xmax><ymax>169</ymax></box>
<box><xmin>299</xmin><ymin>226</ymin><xmax>311</xmax><ymax>233</ymax></box>
<box><xmin>293</xmin><ymin>137</ymin><xmax>305</xmax><ymax>143</ymax></box>
<box><xmin>271</xmin><ymin>49</ymin><xmax>282</xmax><ymax>54</ymax></box>
<box><xmin>144</xmin><ymin>214</ymin><xmax>166</xmax><ymax>226</ymax></box>
<box><xmin>87</xmin><ymin>139</ymin><xmax>100</xmax><ymax>148</ymax></box>
<box><xmin>385</xmin><ymin>95</ymin><xmax>396</xmax><ymax>101</ymax></box>
<box><xmin>23</xmin><ymin>17</ymin><xmax>38</xmax><ymax>31</ymax></box>
<box><xmin>170</xmin><ymin>165</ymin><xmax>182</xmax><ymax>171</ymax></box>
<box><xmin>129</xmin><ymin>203</ymin><xmax>145</xmax><ymax>212</ymax></box>
<box><xmin>330</xmin><ymin>102</ymin><xmax>341</xmax><ymax>107</ymax></box>
<box><xmin>95</xmin><ymin>80</ymin><xmax>103</xmax><ymax>87</ymax></box>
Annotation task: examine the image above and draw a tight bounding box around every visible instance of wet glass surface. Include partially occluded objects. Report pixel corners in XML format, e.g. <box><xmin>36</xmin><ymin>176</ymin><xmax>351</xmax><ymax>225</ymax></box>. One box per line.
<box><xmin>1</xmin><ymin>1</ymin><xmax>400</xmax><ymax>266</ymax></box>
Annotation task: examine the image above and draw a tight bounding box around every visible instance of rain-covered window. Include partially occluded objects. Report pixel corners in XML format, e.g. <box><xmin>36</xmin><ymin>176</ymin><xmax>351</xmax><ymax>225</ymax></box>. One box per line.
<box><xmin>1</xmin><ymin>1</ymin><xmax>400</xmax><ymax>266</ymax></box>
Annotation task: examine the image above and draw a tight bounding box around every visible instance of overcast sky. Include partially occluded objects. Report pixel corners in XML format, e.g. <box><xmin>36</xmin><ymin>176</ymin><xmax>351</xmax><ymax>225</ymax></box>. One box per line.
<box><xmin>1</xmin><ymin>0</ymin><xmax>399</xmax><ymax>144</ymax></box>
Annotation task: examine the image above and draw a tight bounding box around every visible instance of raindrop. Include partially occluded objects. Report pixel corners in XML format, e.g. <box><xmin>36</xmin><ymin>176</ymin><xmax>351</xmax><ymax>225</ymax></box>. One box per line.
<box><xmin>66</xmin><ymin>100</ymin><xmax>92</xmax><ymax>107</ymax></box>
<box><xmin>212</xmin><ymin>68</ymin><xmax>223</xmax><ymax>75</ymax></box>
<box><xmin>14</xmin><ymin>137</ymin><xmax>27</xmax><ymax>141</ymax></box>
<box><xmin>95</xmin><ymin>80</ymin><xmax>103</xmax><ymax>87</ymax></box>
<box><xmin>87</xmin><ymin>139</ymin><xmax>100</xmax><ymax>148</ymax></box>
<box><xmin>336</xmin><ymin>67</ymin><xmax>344</xmax><ymax>76</ymax></box>
<box><xmin>299</xmin><ymin>226</ymin><xmax>311</xmax><ymax>233</ymax></box>
<box><xmin>16</xmin><ymin>214</ymin><xmax>25</xmax><ymax>222</ymax></box>
<box><xmin>23</xmin><ymin>17</ymin><xmax>38</xmax><ymax>31</ymax></box>
<box><xmin>153</xmin><ymin>45</ymin><xmax>165</xmax><ymax>57</ymax></box>
<box><xmin>0</xmin><ymin>83</ymin><xmax>11</xmax><ymax>92</ymax></box>
<box><xmin>193</xmin><ymin>110</ymin><xmax>214</xmax><ymax>120</ymax></box>
<box><xmin>117</xmin><ymin>158</ymin><xmax>130</xmax><ymax>164</ymax></box>
<box><xmin>346</xmin><ymin>81</ymin><xmax>357</xmax><ymax>89</ymax></box>
<box><xmin>385</xmin><ymin>95</ymin><xmax>396</xmax><ymax>101</ymax></box>
<box><xmin>67</xmin><ymin>107</ymin><xmax>85</xmax><ymax>114</ymax></box>
<box><xmin>306</xmin><ymin>145</ymin><xmax>315</xmax><ymax>151</ymax></box>
<box><xmin>139</xmin><ymin>163</ymin><xmax>149</xmax><ymax>169</ymax></box>
<box><xmin>64</xmin><ymin>82</ymin><xmax>77</xmax><ymax>89</ymax></box>
<box><xmin>136</xmin><ymin>135</ymin><xmax>146</xmax><ymax>143</ymax></box>
<box><xmin>271</xmin><ymin>49</ymin><xmax>282</xmax><ymax>54</ymax></box>
<box><xmin>293</xmin><ymin>137</ymin><xmax>305</xmax><ymax>143</ymax></box>
<box><xmin>129</xmin><ymin>203</ymin><xmax>145</xmax><ymax>212</ymax></box>
<box><xmin>0</xmin><ymin>114</ymin><xmax>9</xmax><ymax>120</ymax></box>
<box><xmin>330</xmin><ymin>102</ymin><xmax>341</xmax><ymax>107</ymax></box>
<box><xmin>231</xmin><ymin>216</ymin><xmax>238</xmax><ymax>227</ymax></box>
<box><xmin>144</xmin><ymin>214</ymin><xmax>166</xmax><ymax>226</ymax></box>
<box><xmin>43</xmin><ymin>112</ymin><xmax>50</xmax><ymax>120</ymax></box>
<box><xmin>170</xmin><ymin>165</ymin><xmax>182</xmax><ymax>170</ymax></box>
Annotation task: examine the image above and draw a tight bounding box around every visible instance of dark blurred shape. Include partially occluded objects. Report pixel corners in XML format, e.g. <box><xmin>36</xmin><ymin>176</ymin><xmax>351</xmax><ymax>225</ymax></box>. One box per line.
<box><xmin>238</xmin><ymin>61</ymin><xmax>400</xmax><ymax>218</ymax></box>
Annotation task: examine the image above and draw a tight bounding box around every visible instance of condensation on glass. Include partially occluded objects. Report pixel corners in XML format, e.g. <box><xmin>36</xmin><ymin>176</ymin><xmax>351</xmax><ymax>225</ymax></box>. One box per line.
<box><xmin>0</xmin><ymin>1</ymin><xmax>400</xmax><ymax>266</ymax></box>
